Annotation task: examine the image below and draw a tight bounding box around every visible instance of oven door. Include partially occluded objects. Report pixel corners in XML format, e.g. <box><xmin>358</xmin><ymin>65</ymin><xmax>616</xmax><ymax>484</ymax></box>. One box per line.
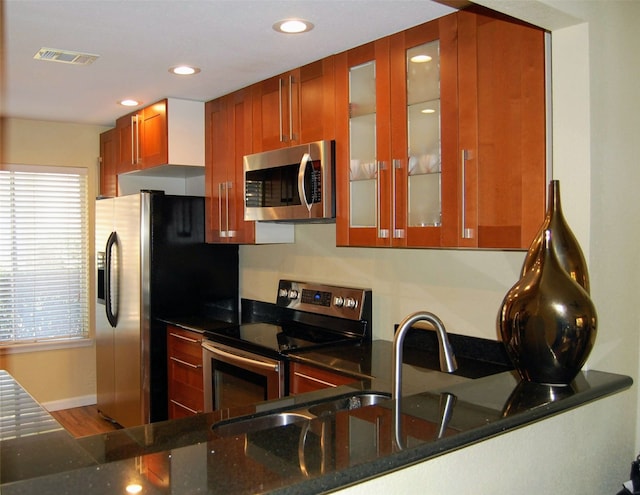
<box><xmin>202</xmin><ymin>340</ymin><xmax>285</xmax><ymax>413</ymax></box>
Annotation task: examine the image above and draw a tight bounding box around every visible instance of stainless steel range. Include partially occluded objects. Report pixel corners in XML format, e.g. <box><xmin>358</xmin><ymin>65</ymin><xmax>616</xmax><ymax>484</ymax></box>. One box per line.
<box><xmin>202</xmin><ymin>280</ymin><xmax>372</xmax><ymax>413</ymax></box>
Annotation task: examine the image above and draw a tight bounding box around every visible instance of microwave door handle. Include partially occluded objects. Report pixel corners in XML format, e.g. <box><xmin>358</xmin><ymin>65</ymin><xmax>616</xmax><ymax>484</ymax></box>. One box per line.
<box><xmin>297</xmin><ymin>152</ymin><xmax>312</xmax><ymax>214</ymax></box>
<box><xmin>104</xmin><ymin>231</ymin><xmax>118</xmax><ymax>328</ymax></box>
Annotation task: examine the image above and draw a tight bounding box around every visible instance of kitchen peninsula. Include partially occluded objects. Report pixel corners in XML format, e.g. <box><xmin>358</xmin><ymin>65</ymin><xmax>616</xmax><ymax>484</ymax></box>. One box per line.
<box><xmin>0</xmin><ymin>344</ymin><xmax>631</xmax><ymax>494</ymax></box>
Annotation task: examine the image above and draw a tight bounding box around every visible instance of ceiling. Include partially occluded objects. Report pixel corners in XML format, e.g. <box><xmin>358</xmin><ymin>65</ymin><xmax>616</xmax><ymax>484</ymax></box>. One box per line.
<box><xmin>3</xmin><ymin>0</ymin><xmax>457</xmax><ymax>127</ymax></box>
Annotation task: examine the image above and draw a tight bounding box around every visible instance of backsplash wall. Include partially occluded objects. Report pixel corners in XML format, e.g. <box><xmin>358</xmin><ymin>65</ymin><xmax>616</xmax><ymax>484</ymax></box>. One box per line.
<box><xmin>239</xmin><ymin>223</ymin><xmax>526</xmax><ymax>341</ymax></box>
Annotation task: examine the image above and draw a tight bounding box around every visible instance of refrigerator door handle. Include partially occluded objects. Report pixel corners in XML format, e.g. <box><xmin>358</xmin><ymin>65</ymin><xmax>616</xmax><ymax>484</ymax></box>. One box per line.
<box><xmin>105</xmin><ymin>231</ymin><xmax>119</xmax><ymax>328</ymax></box>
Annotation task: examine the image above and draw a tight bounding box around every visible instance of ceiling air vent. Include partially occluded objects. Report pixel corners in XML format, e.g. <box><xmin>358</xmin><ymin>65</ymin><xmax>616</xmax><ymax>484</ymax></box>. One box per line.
<box><xmin>33</xmin><ymin>47</ymin><xmax>99</xmax><ymax>65</ymax></box>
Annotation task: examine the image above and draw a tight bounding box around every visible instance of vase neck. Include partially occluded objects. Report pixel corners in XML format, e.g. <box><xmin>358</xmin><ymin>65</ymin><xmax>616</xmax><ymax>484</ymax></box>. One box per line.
<box><xmin>547</xmin><ymin>180</ymin><xmax>562</xmax><ymax>216</ymax></box>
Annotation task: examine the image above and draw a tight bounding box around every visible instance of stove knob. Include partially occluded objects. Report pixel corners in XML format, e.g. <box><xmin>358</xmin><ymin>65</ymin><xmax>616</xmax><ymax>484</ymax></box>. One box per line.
<box><xmin>334</xmin><ymin>296</ymin><xmax>344</xmax><ymax>307</ymax></box>
<box><xmin>344</xmin><ymin>297</ymin><xmax>358</xmax><ymax>309</ymax></box>
<box><xmin>278</xmin><ymin>288</ymin><xmax>289</xmax><ymax>298</ymax></box>
<box><xmin>288</xmin><ymin>289</ymin><xmax>299</xmax><ymax>300</ymax></box>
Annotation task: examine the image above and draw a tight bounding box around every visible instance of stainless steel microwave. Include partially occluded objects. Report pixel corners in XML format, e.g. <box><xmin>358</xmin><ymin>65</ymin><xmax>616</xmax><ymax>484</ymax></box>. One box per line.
<box><xmin>243</xmin><ymin>140</ymin><xmax>335</xmax><ymax>222</ymax></box>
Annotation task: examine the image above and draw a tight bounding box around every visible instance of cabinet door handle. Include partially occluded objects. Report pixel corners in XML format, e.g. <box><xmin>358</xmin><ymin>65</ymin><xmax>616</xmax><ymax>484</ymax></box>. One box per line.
<box><xmin>218</xmin><ymin>182</ymin><xmax>226</xmax><ymax>238</ymax></box>
<box><xmin>133</xmin><ymin>114</ymin><xmax>141</xmax><ymax>165</ymax></box>
<box><xmin>279</xmin><ymin>77</ymin><xmax>284</xmax><ymax>142</ymax></box>
<box><xmin>130</xmin><ymin>115</ymin><xmax>136</xmax><ymax>165</ymax></box>
<box><xmin>170</xmin><ymin>356</ymin><xmax>202</xmax><ymax>369</ymax></box>
<box><xmin>460</xmin><ymin>149</ymin><xmax>474</xmax><ymax>239</ymax></box>
<box><xmin>293</xmin><ymin>371</ymin><xmax>338</xmax><ymax>388</ymax></box>
<box><xmin>377</xmin><ymin>161</ymin><xmax>389</xmax><ymax>239</ymax></box>
<box><xmin>169</xmin><ymin>332</ymin><xmax>200</xmax><ymax>344</ymax></box>
<box><xmin>226</xmin><ymin>181</ymin><xmax>236</xmax><ymax>238</ymax></box>
<box><xmin>392</xmin><ymin>159</ymin><xmax>404</xmax><ymax>239</ymax></box>
<box><xmin>170</xmin><ymin>399</ymin><xmax>201</xmax><ymax>415</ymax></box>
<box><xmin>289</xmin><ymin>74</ymin><xmax>295</xmax><ymax>142</ymax></box>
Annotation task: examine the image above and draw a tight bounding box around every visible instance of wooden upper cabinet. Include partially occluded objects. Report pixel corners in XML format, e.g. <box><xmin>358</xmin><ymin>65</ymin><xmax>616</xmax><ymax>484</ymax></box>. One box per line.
<box><xmin>116</xmin><ymin>111</ymin><xmax>137</xmax><ymax>174</ymax></box>
<box><xmin>205</xmin><ymin>89</ymin><xmax>256</xmax><ymax>244</ymax></box>
<box><xmin>335</xmin><ymin>17</ymin><xmax>458</xmax><ymax>248</ymax></box>
<box><xmin>335</xmin><ymin>40</ymin><xmax>391</xmax><ymax>247</ymax></box>
<box><xmin>336</xmin><ymin>10</ymin><xmax>546</xmax><ymax>249</ymax></box>
<box><xmin>455</xmin><ymin>9</ymin><xmax>546</xmax><ymax>249</ymax></box>
<box><xmin>139</xmin><ymin>100</ymin><xmax>168</xmax><ymax>169</ymax></box>
<box><xmin>115</xmin><ymin>100</ymin><xmax>168</xmax><ymax>172</ymax></box>
<box><xmin>390</xmin><ymin>17</ymin><xmax>459</xmax><ymax>248</ymax></box>
<box><xmin>99</xmin><ymin>128</ymin><xmax>118</xmax><ymax>197</ymax></box>
<box><xmin>252</xmin><ymin>57</ymin><xmax>336</xmax><ymax>152</ymax></box>
<box><xmin>298</xmin><ymin>57</ymin><xmax>336</xmax><ymax>144</ymax></box>
<box><xmin>113</xmin><ymin>98</ymin><xmax>204</xmax><ymax>178</ymax></box>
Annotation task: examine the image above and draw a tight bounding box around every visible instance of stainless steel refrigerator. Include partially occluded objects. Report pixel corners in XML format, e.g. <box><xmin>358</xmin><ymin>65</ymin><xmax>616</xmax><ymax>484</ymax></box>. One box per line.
<box><xmin>95</xmin><ymin>191</ymin><xmax>238</xmax><ymax>428</ymax></box>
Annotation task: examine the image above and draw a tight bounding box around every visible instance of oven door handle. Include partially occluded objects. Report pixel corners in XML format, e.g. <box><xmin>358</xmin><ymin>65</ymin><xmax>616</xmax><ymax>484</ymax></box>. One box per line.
<box><xmin>202</xmin><ymin>341</ymin><xmax>280</xmax><ymax>372</ymax></box>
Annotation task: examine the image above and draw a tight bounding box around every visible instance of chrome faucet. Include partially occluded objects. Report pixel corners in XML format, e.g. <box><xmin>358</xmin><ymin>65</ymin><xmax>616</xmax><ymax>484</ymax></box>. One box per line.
<box><xmin>392</xmin><ymin>311</ymin><xmax>458</xmax><ymax>400</ymax></box>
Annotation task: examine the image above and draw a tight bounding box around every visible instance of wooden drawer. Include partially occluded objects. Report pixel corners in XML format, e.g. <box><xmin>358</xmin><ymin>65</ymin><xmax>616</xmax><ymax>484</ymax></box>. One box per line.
<box><xmin>290</xmin><ymin>362</ymin><xmax>359</xmax><ymax>395</ymax></box>
<box><xmin>167</xmin><ymin>325</ymin><xmax>204</xmax><ymax>418</ymax></box>
<box><xmin>168</xmin><ymin>326</ymin><xmax>203</xmax><ymax>359</ymax></box>
<box><xmin>168</xmin><ymin>379</ymin><xmax>204</xmax><ymax>415</ymax></box>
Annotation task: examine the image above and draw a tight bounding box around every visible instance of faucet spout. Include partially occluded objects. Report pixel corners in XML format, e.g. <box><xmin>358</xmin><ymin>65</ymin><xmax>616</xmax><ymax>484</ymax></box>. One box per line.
<box><xmin>392</xmin><ymin>311</ymin><xmax>458</xmax><ymax>399</ymax></box>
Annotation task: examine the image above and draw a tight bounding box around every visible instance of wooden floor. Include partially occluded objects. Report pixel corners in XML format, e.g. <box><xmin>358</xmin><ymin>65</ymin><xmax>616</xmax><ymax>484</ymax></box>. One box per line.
<box><xmin>50</xmin><ymin>405</ymin><xmax>122</xmax><ymax>438</ymax></box>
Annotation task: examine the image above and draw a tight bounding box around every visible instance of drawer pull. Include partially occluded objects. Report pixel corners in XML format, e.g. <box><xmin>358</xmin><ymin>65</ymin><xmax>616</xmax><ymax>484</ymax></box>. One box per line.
<box><xmin>170</xmin><ymin>399</ymin><xmax>201</xmax><ymax>415</ymax></box>
<box><xmin>169</xmin><ymin>332</ymin><xmax>200</xmax><ymax>344</ymax></box>
<box><xmin>170</xmin><ymin>356</ymin><xmax>202</xmax><ymax>369</ymax></box>
<box><xmin>293</xmin><ymin>371</ymin><xmax>338</xmax><ymax>388</ymax></box>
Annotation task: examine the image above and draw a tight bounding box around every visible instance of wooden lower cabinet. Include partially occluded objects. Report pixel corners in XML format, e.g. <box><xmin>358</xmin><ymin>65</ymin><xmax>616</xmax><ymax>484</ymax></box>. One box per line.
<box><xmin>289</xmin><ymin>362</ymin><xmax>359</xmax><ymax>395</ymax></box>
<box><xmin>167</xmin><ymin>325</ymin><xmax>204</xmax><ymax>419</ymax></box>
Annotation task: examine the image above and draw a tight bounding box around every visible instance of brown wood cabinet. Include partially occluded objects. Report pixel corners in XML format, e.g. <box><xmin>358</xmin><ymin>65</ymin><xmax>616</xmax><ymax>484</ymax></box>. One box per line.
<box><xmin>454</xmin><ymin>10</ymin><xmax>546</xmax><ymax>248</ymax></box>
<box><xmin>167</xmin><ymin>325</ymin><xmax>204</xmax><ymax>419</ymax></box>
<box><xmin>104</xmin><ymin>98</ymin><xmax>204</xmax><ymax>194</ymax></box>
<box><xmin>116</xmin><ymin>99</ymin><xmax>168</xmax><ymax>173</ymax></box>
<box><xmin>335</xmin><ymin>17</ymin><xmax>459</xmax><ymax>248</ymax></box>
<box><xmin>289</xmin><ymin>362</ymin><xmax>359</xmax><ymax>395</ymax></box>
<box><xmin>99</xmin><ymin>128</ymin><xmax>118</xmax><ymax>197</ymax></box>
<box><xmin>335</xmin><ymin>11</ymin><xmax>546</xmax><ymax>249</ymax></box>
<box><xmin>252</xmin><ymin>58</ymin><xmax>336</xmax><ymax>152</ymax></box>
<box><xmin>205</xmin><ymin>89</ymin><xmax>256</xmax><ymax>244</ymax></box>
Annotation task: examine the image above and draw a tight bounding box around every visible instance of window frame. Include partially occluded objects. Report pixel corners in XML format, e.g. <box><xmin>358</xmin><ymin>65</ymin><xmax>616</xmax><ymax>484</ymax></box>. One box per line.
<box><xmin>0</xmin><ymin>164</ymin><xmax>92</xmax><ymax>351</ymax></box>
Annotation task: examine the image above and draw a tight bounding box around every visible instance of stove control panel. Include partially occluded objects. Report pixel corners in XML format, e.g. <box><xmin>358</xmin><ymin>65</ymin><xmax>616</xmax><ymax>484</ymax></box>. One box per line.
<box><xmin>276</xmin><ymin>280</ymin><xmax>371</xmax><ymax>321</ymax></box>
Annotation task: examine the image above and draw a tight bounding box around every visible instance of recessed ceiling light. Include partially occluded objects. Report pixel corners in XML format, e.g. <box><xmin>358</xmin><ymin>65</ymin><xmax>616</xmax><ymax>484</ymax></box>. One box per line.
<box><xmin>410</xmin><ymin>54</ymin><xmax>433</xmax><ymax>63</ymax></box>
<box><xmin>421</xmin><ymin>108</ymin><xmax>436</xmax><ymax>114</ymax></box>
<box><xmin>273</xmin><ymin>19</ymin><xmax>314</xmax><ymax>34</ymax></box>
<box><xmin>169</xmin><ymin>65</ymin><xmax>201</xmax><ymax>76</ymax></box>
<box><xmin>119</xmin><ymin>99</ymin><xmax>141</xmax><ymax>107</ymax></box>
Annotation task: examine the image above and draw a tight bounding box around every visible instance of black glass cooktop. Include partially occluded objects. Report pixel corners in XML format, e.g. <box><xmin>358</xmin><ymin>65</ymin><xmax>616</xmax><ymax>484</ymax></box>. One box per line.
<box><xmin>203</xmin><ymin>321</ymin><xmax>358</xmax><ymax>356</ymax></box>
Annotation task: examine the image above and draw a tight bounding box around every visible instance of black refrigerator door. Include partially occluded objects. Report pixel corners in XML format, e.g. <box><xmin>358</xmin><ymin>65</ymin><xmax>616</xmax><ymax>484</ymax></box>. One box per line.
<box><xmin>147</xmin><ymin>193</ymin><xmax>239</xmax><ymax>422</ymax></box>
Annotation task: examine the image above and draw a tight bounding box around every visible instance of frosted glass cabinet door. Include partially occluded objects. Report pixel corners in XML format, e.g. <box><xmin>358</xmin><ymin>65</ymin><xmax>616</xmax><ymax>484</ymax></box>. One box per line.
<box><xmin>406</xmin><ymin>40</ymin><xmax>442</xmax><ymax>228</ymax></box>
<box><xmin>349</xmin><ymin>61</ymin><xmax>377</xmax><ymax>228</ymax></box>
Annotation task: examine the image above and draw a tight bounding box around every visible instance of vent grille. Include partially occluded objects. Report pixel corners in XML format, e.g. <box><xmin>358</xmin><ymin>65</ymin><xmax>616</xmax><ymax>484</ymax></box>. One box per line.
<box><xmin>34</xmin><ymin>47</ymin><xmax>99</xmax><ymax>65</ymax></box>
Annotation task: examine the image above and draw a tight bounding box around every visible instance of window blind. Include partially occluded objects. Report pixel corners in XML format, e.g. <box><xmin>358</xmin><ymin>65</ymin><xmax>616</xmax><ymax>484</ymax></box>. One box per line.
<box><xmin>0</xmin><ymin>166</ymin><xmax>89</xmax><ymax>344</ymax></box>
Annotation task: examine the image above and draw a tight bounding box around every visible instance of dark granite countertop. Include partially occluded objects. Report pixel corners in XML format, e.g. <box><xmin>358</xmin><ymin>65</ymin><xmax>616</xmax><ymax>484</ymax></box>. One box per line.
<box><xmin>1</xmin><ymin>336</ymin><xmax>633</xmax><ymax>495</ymax></box>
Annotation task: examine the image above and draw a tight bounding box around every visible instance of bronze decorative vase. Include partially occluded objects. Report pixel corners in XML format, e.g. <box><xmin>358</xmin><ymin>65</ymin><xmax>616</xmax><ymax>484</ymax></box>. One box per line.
<box><xmin>498</xmin><ymin>229</ymin><xmax>597</xmax><ymax>386</ymax></box>
<box><xmin>521</xmin><ymin>179</ymin><xmax>590</xmax><ymax>293</ymax></box>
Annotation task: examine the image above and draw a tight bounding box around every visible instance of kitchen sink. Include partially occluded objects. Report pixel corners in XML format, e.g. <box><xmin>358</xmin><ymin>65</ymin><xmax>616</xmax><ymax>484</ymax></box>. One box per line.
<box><xmin>307</xmin><ymin>393</ymin><xmax>390</xmax><ymax>417</ymax></box>
<box><xmin>212</xmin><ymin>411</ymin><xmax>314</xmax><ymax>437</ymax></box>
<box><xmin>211</xmin><ymin>391</ymin><xmax>391</xmax><ymax>437</ymax></box>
